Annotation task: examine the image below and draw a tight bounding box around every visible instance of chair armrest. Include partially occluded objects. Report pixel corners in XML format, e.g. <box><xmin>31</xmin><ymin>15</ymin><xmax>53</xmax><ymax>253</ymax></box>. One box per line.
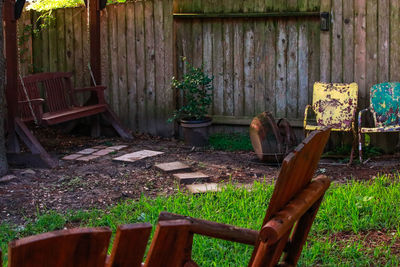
<box><xmin>158</xmin><ymin>212</ymin><xmax>258</xmax><ymax>246</ymax></box>
<box><xmin>18</xmin><ymin>98</ymin><xmax>45</xmax><ymax>105</ymax></box>
<box><xmin>358</xmin><ymin>108</ymin><xmax>371</xmax><ymax>130</ymax></box>
<box><xmin>259</xmin><ymin>175</ymin><xmax>331</xmax><ymax>244</ymax></box>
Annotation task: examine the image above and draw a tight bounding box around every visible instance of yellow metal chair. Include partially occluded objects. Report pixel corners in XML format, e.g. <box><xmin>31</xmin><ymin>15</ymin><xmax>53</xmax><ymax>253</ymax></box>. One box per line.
<box><xmin>304</xmin><ymin>82</ymin><xmax>358</xmax><ymax>164</ymax></box>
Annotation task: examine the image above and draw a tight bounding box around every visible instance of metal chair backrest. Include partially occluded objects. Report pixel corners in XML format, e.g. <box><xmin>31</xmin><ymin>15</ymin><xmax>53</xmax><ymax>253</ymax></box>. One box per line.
<box><xmin>370</xmin><ymin>82</ymin><xmax>400</xmax><ymax>127</ymax></box>
<box><xmin>312</xmin><ymin>82</ymin><xmax>358</xmax><ymax>131</ymax></box>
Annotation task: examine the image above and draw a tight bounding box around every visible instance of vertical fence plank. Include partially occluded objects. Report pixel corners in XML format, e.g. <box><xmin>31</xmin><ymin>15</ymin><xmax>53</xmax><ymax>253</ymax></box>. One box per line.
<box><xmin>56</xmin><ymin>9</ymin><xmax>66</xmax><ymax>72</ymax></box>
<box><xmin>331</xmin><ymin>0</ymin><xmax>343</xmax><ymax>82</ymax></box>
<box><xmin>308</xmin><ymin>0</ymin><xmax>320</xmax><ymax>11</ymax></box>
<box><xmin>366</xmin><ymin>0</ymin><xmax>378</xmax><ymax>104</ymax></box>
<box><xmin>343</xmin><ymin>0</ymin><xmax>354</xmax><ymax>83</ymax></box>
<box><xmin>145</xmin><ymin>0</ymin><xmax>157</xmax><ymax>135</ymax></box>
<box><xmin>73</xmin><ymin>8</ymin><xmax>84</xmax><ymax>88</ymax></box>
<box><xmin>126</xmin><ymin>3</ymin><xmax>137</xmax><ymax>130</ymax></box>
<box><xmin>212</xmin><ymin>19</ymin><xmax>224</xmax><ymax>115</ymax></box>
<box><xmin>298</xmin><ymin>21</ymin><xmax>309</xmax><ymax>118</ymax></box>
<box><xmin>286</xmin><ymin>19</ymin><xmax>298</xmax><ymax>118</ymax></box>
<box><xmin>163</xmin><ymin>0</ymin><xmax>174</xmax><ymax>136</ymax></box>
<box><xmin>233</xmin><ymin>20</ymin><xmax>244</xmax><ymax>116</ymax></box>
<box><xmin>32</xmin><ymin>11</ymin><xmax>42</xmax><ymax>73</ymax></box>
<box><xmin>48</xmin><ymin>13</ymin><xmax>57</xmax><ymax>72</ymax></box>
<box><xmin>223</xmin><ymin>20</ymin><xmax>234</xmax><ymax>116</ymax></box>
<box><xmin>154</xmin><ymin>0</ymin><xmax>166</xmax><ymax>134</ymax></box>
<box><xmin>117</xmin><ymin>4</ymin><xmax>128</xmax><ymax>126</ymax></box>
<box><xmin>390</xmin><ymin>0</ymin><xmax>400</xmax><ymax>82</ymax></box>
<box><xmin>41</xmin><ymin>15</ymin><xmax>49</xmax><ymax>73</ymax></box>
<box><xmin>265</xmin><ymin>19</ymin><xmax>276</xmax><ymax>115</ymax></box>
<box><xmin>108</xmin><ymin>5</ymin><xmax>119</xmax><ymax>115</ymax></box>
<box><xmin>65</xmin><ymin>8</ymin><xmax>74</xmax><ymax>76</ymax></box>
<box><xmin>354</xmin><ymin>0</ymin><xmax>367</xmax><ymax>107</ymax></box>
<box><xmin>254</xmin><ymin>19</ymin><xmax>266</xmax><ymax>114</ymax></box>
<box><xmin>243</xmin><ymin>21</ymin><xmax>255</xmax><ymax>116</ymax></box>
<box><xmin>135</xmin><ymin>1</ymin><xmax>147</xmax><ymax>133</ymax></box>
<box><xmin>100</xmin><ymin>8</ymin><xmax>110</xmax><ymax>99</ymax></box>
<box><xmin>320</xmin><ymin>0</ymin><xmax>331</xmax><ymax>83</ymax></box>
<box><xmin>82</xmin><ymin>9</ymin><xmax>90</xmax><ymax>87</ymax></box>
<box><xmin>276</xmin><ymin>20</ymin><xmax>287</xmax><ymax>118</ymax></box>
<box><xmin>307</xmin><ymin>17</ymin><xmax>320</xmax><ymax>104</ymax></box>
<box><xmin>378</xmin><ymin>0</ymin><xmax>389</xmax><ymax>82</ymax></box>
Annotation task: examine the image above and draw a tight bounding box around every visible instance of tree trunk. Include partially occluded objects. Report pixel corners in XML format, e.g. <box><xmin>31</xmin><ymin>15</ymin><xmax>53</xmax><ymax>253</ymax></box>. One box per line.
<box><xmin>0</xmin><ymin>0</ymin><xmax>8</xmax><ymax>176</ymax></box>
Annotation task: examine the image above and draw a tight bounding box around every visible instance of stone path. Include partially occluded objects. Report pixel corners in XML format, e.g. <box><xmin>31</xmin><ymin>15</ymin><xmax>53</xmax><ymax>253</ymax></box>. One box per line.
<box><xmin>113</xmin><ymin>150</ymin><xmax>164</xmax><ymax>163</ymax></box>
<box><xmin>154</xmin><ymin>160</ymin><xmax>219</xmax><ymax>191</ymax></box>
<box><xmin>62</xmin><ymin>145</ymin><xmax>128</xmax><ymax>161</ymax></box>
<box><xmin>155</xmin><ymin>161</ymin><xmax>191</xmax><ymax>173</ymax></box>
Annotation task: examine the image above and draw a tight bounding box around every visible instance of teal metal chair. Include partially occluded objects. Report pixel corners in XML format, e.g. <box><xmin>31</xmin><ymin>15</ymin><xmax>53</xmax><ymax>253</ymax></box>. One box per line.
<box><xmin>358</xmin><ymin>82</ymin><xmax>400</xmax><ymax>162</ymax></box>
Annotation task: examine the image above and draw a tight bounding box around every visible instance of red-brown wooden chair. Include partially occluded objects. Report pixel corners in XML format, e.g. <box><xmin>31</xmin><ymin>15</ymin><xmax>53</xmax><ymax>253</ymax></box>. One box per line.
<box><xmin>1</xmin><ymin>223</ymin><xmax>152</xmax><ymax>267</ymax></box>
<box><xmin>144</xmin><ymin>128</ymin><xmax>332</xmax><ymax>267</ymax></box>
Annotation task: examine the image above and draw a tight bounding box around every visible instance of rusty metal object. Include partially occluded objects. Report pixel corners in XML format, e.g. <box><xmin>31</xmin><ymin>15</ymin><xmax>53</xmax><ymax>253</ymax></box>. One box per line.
<box><xmin>250</xmin><ymin>112</ymin><xmax>298</xmax><ymax>163</ymax></box>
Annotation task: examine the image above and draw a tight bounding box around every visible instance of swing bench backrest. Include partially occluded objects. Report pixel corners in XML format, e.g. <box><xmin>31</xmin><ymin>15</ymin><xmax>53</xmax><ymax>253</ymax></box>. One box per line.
<box><xmin>17</xmin><ymin>72</ymin><xmax>107</xmax><ymax>126</ymax></box>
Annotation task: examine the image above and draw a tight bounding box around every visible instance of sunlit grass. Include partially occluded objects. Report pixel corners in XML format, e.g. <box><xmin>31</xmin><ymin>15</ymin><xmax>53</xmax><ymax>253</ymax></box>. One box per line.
<box><xmin>1</xmin><ymin>174</ymin><xmax>400</xmax><ymax>266</ymax></box>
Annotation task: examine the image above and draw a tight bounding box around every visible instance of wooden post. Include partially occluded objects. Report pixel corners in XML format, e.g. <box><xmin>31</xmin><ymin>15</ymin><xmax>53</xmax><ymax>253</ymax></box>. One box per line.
<box><xmin>3</xmin><ymin>0</ymin><xmax>19</xmax><ymax>153</ymax></box>
<box><xmin>89</xmin><ymin>0</ymin><xmax>101</xmax><ymax>85</ymax></box>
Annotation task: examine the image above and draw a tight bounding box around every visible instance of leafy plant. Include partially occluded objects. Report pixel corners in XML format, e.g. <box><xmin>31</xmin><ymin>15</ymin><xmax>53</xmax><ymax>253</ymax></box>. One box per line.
<box><xmin>169</xmin><ymin>60</ymin><xmax>213</xmax><ymax>122</ymax></box>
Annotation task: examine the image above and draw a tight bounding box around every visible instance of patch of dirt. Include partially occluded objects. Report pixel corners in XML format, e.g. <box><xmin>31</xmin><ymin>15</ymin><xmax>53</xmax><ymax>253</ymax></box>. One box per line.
<box><xmin>1</xmin><ymin>128</ymin><xmax>400</xmax><ymax>225</ymax></box>
<box><xmin>327</xmin><ymin>230</ymin><xmax>400</xmax><ymax>264</ymax></box>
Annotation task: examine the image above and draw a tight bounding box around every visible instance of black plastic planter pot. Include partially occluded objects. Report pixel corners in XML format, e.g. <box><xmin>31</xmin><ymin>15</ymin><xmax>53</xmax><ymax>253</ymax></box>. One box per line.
<box><xmin>180</xmin><ymin>117</ymin><xmax>212</xmax><ymax>147</ymax></box>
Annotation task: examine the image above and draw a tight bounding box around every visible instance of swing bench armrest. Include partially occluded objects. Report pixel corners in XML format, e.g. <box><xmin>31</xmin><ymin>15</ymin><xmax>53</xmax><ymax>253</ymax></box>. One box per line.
<box><xmin>18</xmin><ymin>98</ymin><xmax>45</xmax><ymax>105</ymax></box>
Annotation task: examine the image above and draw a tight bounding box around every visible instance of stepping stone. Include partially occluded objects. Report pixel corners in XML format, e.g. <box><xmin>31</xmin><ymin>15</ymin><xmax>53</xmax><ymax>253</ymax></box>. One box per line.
<box><xmin>173</xmin><ymin>172</ymin><xmax>210</xmax><ymax>184</ymax></box>
<box><xmin>93</xmin><ymin>145</ymin><xmax>108</xmax><ymax>149</ymax></box>
<box><xmin>77</xmin><ymin>148</ymin><xmax>99</xmax><ymax>155</ymax></box>
<box><xmin>76</xmin><ymin>155</ymin><xmax>101</xmax><ymax>162</ymax></box>
<box><xmin>155</xmin><ymin>161</ymin><xmax>191</xmax><ymax>173</ymax></box>
<box><xmin>108</xmin><ymin>145</ymin><xmax>128</xmax><ymax>151</ymax></box>
<box><xmin>92</xmin><ymin>148</ymin><xmax>115</xmax><ymax>156</ymax></box>
<box><xmin>0</xmin><ymin>175</ymin><xmax>18</xmax><ymax>184</ymax></box>
<box><xmin>113</xmin><ymin>150</ymin><xmax>164</xmax><ymax>163</ymax></box>
<box><xmin>62</xmin><ymin>154</ymin><xmax>84</xmax><ymax>160</ymax></box>
<box><xmin>186</xmin><ymin>183</ymin><xmax>223</xmax><ymax>193</ymax></box>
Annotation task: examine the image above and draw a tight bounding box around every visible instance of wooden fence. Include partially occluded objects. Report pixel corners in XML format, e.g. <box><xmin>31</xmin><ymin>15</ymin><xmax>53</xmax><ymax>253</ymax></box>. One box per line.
<box><xmin>16</xmin><ymin>0</ymin><xmax>400</xmax><ymax>136</ymax></box>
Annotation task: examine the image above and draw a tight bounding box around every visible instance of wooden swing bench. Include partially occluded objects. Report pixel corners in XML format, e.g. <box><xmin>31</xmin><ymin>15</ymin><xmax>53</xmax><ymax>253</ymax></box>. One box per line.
<box><xmin>2</xmin><ymin>128</ymin><xmax>332</xmax><ymax>267</ymax></box>
<box><xmin>13</xmin><ymin>72</ymin><xmax>132</xmax><ymax>167</ymax></box>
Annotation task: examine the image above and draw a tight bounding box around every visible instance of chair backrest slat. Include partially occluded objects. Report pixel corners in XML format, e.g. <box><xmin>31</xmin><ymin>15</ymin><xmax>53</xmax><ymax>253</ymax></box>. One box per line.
<box><xmin>22</xmin><ymin>72</ymin><xmax>73</xmax><ymax>113</ymax></box>
<box><xmin>107</xmin><ymin>223</ymin><xmax>152</xmax><ymax>267</ymax></box>
<box><xmin>8</xmin><ymin>227</ymin><xmax>111</xmax><ymax>267</ymax></box>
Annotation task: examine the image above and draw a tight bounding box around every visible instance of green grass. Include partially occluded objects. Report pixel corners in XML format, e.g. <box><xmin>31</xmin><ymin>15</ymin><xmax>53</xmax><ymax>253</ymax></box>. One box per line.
<box><xmin>1</xmin><ymin>175</ymin><xmax>400</xmax><ymax>266</ymax></box>
<box><xmin>209</xmin><ymin>133</ymin><xmax>253</xmax><ymax>151</ymax></box>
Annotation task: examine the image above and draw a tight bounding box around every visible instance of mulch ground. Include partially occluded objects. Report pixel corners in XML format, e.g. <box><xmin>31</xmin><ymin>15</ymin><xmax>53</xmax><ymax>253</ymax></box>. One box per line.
<box><xmin>1</xmin><ymin>127</ymin><xmax>400</xmax><ymax>225</ymax></box>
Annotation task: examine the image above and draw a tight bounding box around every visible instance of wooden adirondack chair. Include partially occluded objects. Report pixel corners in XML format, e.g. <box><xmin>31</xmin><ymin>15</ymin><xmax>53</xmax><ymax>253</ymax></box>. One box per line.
<box><xmin>358</xmin><ymin>82</ymin><xmax>400</xmax><ymax>162</ymax></box>
<box><xmin>144</xmin><ymin>128</ymin><xmax>332</xmax><ymax>267</ymax></box>
<box><xmin>304</xmin><ymin>82</ymin><xmax>358</xmax><ymax>164</ymax></box>
<box><xmin>1</xmin><ymin>223</ymin><xmax>152</xmax><ymax>267</ymax></box>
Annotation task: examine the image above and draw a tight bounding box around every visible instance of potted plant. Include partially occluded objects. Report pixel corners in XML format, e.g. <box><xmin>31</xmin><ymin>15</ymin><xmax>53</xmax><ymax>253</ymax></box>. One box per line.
<box><xmin>169</xmin><ymin>61</ymin><xmax>214</xmax><ymax>146</ymax></box>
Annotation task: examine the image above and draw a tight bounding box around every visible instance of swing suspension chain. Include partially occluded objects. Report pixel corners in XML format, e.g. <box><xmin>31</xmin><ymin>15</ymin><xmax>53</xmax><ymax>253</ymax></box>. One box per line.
<box><xmin>19</xmin><ymin>74</ymin><xmax>39</xmax><ymax>125</ymax></box>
